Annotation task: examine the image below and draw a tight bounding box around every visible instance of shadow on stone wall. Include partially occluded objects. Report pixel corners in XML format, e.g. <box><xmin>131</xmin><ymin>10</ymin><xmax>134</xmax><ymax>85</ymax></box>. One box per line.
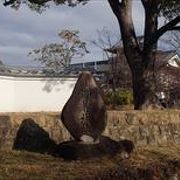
<box><xmin>13</xmin><ymin>118</ymin><xmax>134</xmax><ymax>160</ymax></box>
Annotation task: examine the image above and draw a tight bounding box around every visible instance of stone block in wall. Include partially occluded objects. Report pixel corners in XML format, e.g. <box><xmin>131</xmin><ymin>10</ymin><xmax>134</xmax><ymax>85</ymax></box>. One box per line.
<box><xmin>0</xmin><ymin>116</ymin><xmax>12</xmax><ymax>149</ymax></box>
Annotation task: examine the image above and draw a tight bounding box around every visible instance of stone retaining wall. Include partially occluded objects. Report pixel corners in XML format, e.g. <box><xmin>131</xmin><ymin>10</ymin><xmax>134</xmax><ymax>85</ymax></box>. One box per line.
<box><xmin>104</xmin><ymin>110</ymin><xmax>180</xmax><ymax>145</ymax></box>
<box><xmin>0</xmin><ymin>110</ymin><xmax>180</xmax><ymax>150</ymax></box>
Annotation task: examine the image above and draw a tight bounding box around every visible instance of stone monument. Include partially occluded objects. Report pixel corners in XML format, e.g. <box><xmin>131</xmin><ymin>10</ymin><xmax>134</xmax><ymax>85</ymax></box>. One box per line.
<box><xmin>61</xmin><ymin>71</ymin><xmax>106</xmax><ymax>144</ymax></box>
<box><xmin>59</xmin><ymin>71</ymin><xmax>134</xmax><ymax>160</ymax></box>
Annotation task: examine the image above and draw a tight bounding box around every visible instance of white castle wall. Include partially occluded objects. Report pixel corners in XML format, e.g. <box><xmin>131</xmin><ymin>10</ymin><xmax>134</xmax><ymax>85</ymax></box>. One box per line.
<box><xmin>0</xmin><ymin>75</ymin><xmax>77</xmax><ymax>112</ymax></box>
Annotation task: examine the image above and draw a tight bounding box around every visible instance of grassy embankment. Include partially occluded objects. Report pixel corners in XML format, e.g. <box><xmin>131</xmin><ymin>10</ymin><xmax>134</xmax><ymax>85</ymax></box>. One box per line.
<box><xmin>0</xmin><ymin>145</ymin><xmax>179</xmax><ymax>179</ymax></box>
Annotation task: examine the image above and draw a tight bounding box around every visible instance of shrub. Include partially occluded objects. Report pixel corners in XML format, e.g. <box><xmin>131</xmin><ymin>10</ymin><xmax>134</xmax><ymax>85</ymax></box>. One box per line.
<box><xmin>104</xmin><ymin>89</ymin><xmax>133</xmax><ymax>106</ymax></box>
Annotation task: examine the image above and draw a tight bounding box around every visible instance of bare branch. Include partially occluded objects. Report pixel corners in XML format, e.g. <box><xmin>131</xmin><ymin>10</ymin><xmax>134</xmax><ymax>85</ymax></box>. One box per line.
<box><xmin>107</xmin><ymin>0</ymin><xmax>121</xmax><ymax>18</ymax></box>
<box><xmin>28</xmin><ymin>0</ymin><xmax>50</xmax><ymax>5</ymax></box>
<box><xmin>153</xmin><ymin>16</ymin><xmax>180</xmax><ymax>42</ymax></box>
<box><xmin>168</xmin><ymin>26</ymin><xmax>180</xmax><ymax>31</ymax></box>
<box><xmin>163</xmin><ymin>31</ymin><xmax>180</xmax><ymax>53</ymax></box>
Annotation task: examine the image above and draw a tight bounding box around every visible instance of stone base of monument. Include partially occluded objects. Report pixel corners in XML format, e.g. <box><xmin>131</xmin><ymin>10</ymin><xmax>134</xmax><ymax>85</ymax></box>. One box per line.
<box><xmin>53</xmin><ymin>136</ymin><xmax>134</xmax><ymax>160</ymax></box>
<box><xmin>11</xmin><ymin>118</ymin><xmax>134</xmax><ymax>160</ymax></box>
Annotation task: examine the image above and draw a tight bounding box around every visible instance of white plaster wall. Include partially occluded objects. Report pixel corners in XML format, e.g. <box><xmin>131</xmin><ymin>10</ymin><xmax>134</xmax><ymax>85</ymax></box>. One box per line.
<box><xmin>0</xmin><ymin>76</ymin><xmax>15</xmax><ymax>112</ymax></box>
<box><xmin>0</xmin><ymin>75</ymin><xmax>77</xmax><ymax>112</ymax></box>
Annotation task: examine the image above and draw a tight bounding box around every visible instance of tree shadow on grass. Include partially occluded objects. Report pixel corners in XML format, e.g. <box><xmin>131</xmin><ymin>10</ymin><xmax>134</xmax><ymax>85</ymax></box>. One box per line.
<box><xmin>13</xmin><ymin>118</ymin><xmax>134</xmax><ymax>161</ymax></box>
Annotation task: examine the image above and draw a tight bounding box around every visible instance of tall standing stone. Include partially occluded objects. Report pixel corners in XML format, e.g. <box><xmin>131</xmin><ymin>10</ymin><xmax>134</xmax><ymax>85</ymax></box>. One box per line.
<box><xmin>61</xmin><ymin>71</ymin><xmax>106</xmax><ymax>143</ymax></box>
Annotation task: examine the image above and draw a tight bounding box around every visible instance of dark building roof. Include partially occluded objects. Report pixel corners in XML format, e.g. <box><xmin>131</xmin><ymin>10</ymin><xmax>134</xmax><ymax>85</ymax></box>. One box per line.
<box><xmin>106</xmin><ymin>46</ymin><xmax>179</xmax><ymax>69</ymax></box>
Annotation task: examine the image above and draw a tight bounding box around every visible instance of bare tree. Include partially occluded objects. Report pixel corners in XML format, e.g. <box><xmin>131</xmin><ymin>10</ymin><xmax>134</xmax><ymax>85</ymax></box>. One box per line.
<box><xmin>92</xmin><ymin>28</ymin><xmax>132</xmax><ymax>107</ymax></box>
<box><xmin>164</xmin><ymin>31</ymin><xmax>180</xmax><ymax>55</ymax></box>
<box><xmin>28</xmin><ymin>29</ymin><xmax>89</xmax><ymax>71</ymax></box>
<box><xmin>91</xmin><ymin>28</ymin><xmax>120</xmax><ymax>108</ymax></box>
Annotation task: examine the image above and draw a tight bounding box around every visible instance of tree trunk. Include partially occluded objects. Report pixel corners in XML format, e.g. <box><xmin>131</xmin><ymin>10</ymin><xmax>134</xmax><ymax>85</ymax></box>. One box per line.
<box><xmin>134</xmin><ymin>0</ymin><xmax>162</xmax><ymax>109</ymax></box>
<box><xmin>132</xmin><ymin>62</ymin><xmax>161</xmax><ymax>110</ymax></box>
<box><xmin>108</xmin><ymin>0</ymin><xmax>163</xmax><ymax>110</ymax></box>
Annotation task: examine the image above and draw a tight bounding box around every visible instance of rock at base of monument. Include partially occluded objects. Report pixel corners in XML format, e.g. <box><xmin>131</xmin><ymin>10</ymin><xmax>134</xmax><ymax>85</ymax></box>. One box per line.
<box><xmin>54</xmin><ymin>136</ymin><xmax>134</xmax><ymax>161</ymax></box>
<box><xmin>79</xmin><ymin>134</ymin><xmax>99</xmax><ymax>144</ymax></box>
<box><xmin>13</xmin><ymin>118</ymin><xmax>56</xmax><ymax>154</ymax></box>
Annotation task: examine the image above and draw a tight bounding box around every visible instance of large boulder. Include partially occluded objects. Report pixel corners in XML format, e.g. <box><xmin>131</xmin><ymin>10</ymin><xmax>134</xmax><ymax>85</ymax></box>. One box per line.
<box><xmin>61</xmin><ymin>71</ymin><xmax>106</xmax><ymax>143</ymax></box>
<box><xmin>13</xmin><ymin>118</ymin><xmax>56</xmax><ymax>154</ymax></box>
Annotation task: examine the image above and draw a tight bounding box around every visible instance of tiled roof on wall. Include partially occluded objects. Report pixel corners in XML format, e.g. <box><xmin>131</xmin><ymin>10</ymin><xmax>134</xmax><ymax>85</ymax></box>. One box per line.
<box><xmin>0</xmin><ymin>65</ymin><xmax>79</xmax><ymax>78</ymax></box>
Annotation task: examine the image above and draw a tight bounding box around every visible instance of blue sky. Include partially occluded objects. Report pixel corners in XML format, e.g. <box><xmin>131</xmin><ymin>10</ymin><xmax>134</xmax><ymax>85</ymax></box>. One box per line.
<box><xmin>0</xmin><ymin>1</ymin><xmax>146</xmax><ymax>66</ymax></box>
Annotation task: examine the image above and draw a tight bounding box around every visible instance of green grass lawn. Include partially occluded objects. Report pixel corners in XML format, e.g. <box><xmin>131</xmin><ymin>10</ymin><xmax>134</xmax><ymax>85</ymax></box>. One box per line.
<box><xmin>0</xmin><ymin>145</ymin><xmax>180</xmax><ymax>180</ymax></box>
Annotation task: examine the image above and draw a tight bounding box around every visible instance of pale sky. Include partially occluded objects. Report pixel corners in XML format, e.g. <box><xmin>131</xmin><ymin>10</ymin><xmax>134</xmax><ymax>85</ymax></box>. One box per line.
<box><xmin>0</xmin><ymin>1</ymin><xmax>146</xmax><ymax>66</ymax></box>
